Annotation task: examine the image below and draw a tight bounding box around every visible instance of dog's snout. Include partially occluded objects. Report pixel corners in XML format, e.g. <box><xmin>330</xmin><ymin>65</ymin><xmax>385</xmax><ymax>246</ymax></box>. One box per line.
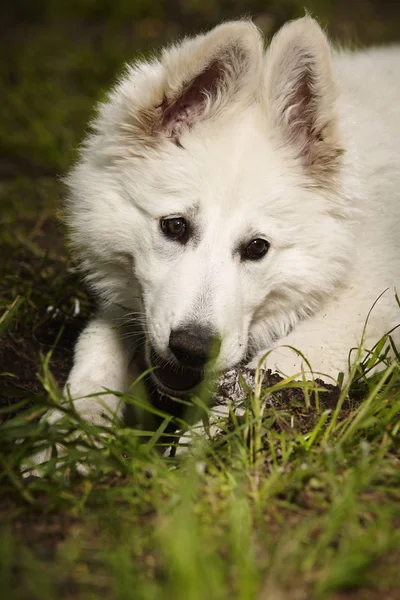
<box><xmin>169</xmin><ymin>325</ymin><xmax>221</xmax><ymax>368</ymax></box>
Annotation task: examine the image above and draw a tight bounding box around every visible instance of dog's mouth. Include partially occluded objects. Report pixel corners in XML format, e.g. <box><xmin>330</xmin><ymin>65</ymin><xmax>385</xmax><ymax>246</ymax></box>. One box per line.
<box><xmin>148</xmin><ymin>346</ymin><xmax>204</xmax><ymax>395</ymax></box>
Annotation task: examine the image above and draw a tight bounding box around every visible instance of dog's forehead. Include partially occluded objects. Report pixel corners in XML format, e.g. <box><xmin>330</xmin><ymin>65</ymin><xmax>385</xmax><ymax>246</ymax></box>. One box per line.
<box><xmin>128</xmin><ymin>106</ymin><xmax>303</xmax><ymax>217</ymax></box>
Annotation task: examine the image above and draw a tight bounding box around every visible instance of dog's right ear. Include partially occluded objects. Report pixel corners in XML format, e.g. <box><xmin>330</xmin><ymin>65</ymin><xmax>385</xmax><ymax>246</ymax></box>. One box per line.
<box><xmin>111</xmin><ymin>21</ymin><xmax>263</xmax><ymax>148</ymax></box>
<box><xmin>263</xmin><ymin>17</ymin><xmax>342</xmax><ymax>176</ymax></box>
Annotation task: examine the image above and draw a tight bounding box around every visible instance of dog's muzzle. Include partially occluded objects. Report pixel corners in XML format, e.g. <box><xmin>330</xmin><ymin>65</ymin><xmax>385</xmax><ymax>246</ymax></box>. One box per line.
<box><xmin>148</xmin><ymin>347</ymin><xmax>203</xmax><ymax>394</ymax></box>
<box><xmin>168</xmin><ymin>324</ymin><xmax>220</xmax><ymax>369</ymax></box>
<box><xmin>148</xmin><ymin>324</ymin><xmax>221</xmax><ymax>395</ymax></box>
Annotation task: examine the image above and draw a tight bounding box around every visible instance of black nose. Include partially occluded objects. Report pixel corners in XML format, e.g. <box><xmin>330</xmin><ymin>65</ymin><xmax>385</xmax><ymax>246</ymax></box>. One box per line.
<box><xmin>169</xmin><ymin>325</ymin><xmax>221</xmax><ymax>369</ymax></box>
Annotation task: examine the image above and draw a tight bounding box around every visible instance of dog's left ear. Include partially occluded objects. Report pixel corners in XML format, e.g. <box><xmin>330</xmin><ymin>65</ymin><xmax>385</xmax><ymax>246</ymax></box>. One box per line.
<box><xmin>264</xmin><ymin>17</ymin><xmax>343</xmax><ymax>172</ymax></box>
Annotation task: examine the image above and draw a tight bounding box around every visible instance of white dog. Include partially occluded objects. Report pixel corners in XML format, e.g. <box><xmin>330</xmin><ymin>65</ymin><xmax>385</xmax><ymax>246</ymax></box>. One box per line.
<box><xmin>56</xmin><ymin>16</ymin><xmax>399</xmax><ymax>429</ymax></box>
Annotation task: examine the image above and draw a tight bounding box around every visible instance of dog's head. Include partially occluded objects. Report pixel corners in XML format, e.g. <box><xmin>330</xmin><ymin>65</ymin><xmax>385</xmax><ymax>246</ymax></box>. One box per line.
<box><xmin>66</xmin><ymin>18</ymin><xmax>356</xmax><ymax>391</ymax></box>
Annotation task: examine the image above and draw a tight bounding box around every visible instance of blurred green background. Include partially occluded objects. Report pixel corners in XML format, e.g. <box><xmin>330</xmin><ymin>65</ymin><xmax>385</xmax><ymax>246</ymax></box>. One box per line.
<box><xmin>1</xmin><ymin>0</ymin><xmax>399</xmax><ymax>404</ymax></box>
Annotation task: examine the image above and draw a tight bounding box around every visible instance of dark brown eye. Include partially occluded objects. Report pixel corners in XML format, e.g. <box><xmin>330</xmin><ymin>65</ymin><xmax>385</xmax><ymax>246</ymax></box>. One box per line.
<box><xmin>160</xmin><ymin>217</ymin><xmax>188</xmax><ymax>243</ymax></box>
<box><xmin>242</xmin><ymin>238</ymin><xmax>270</xmax><ymax>261</ymax></box>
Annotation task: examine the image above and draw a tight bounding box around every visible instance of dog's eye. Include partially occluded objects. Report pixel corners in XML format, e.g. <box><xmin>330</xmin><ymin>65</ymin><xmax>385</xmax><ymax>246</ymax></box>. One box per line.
<box><xmin>242</xmin><ymin>238</ymin><xmax>270</xmax><ymax>261</ymax></box>
<box><xmin>160</xmin><ymin>217</ymin><xmax>188</xmax><ymax>243</ymax></box>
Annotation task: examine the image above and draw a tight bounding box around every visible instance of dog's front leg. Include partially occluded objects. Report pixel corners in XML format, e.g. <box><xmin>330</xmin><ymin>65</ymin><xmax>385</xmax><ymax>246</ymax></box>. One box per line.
<box><xmin>26</xmin><ymin>314</ymin><xmax>136</xmax><ymax>473</ymax></box>
<box><xmin>62</xmin><ymin>313</ymin><xmax>135</xmax><ymax>425</ymax></box>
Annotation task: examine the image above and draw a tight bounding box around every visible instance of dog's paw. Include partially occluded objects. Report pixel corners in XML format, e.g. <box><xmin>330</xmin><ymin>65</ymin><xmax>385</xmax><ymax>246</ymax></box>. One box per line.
<box><xmin>21</xmin><ymin>399</ymin><xmax>119</xmax><ymax>478</ymax></box>
<box><xmin>23</xmin><ymin>429</ymin><xmax>110</xmax><ymax>479</ymax></box>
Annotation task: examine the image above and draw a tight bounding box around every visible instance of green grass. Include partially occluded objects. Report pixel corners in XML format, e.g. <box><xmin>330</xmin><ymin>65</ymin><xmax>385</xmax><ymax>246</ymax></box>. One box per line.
<box><xmin>1</xmin><ymin>336</ymin><xmax>399</xmax><ymax>600</ymax></box>
<box><xmin>1</xmin><ymin>2</ymin><xmax>400</xmax><ymax>599</ymax></box>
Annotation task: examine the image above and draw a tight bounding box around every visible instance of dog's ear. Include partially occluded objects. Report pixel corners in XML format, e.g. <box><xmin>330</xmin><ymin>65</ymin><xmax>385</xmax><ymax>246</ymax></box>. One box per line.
<box><xmin>264</xmin><ymin>17</ymin><xmax>343</xmax><ymax>173</ymax></box>
<box><xmin>114</xmin><ymin>21</ymin><xmax>263</xmax><ymax>147</ymax></box>
<box><xmin>155</xmin><ymin>21</ymin><xmax>263</xmax><ymax>143</ymax></box>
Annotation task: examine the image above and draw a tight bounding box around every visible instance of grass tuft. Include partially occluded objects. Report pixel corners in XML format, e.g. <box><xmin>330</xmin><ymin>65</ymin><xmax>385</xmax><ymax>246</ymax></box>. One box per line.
<box><xmin>1</xmin><ymin>333</ymin><xmax>399</xmax><ymax>599</ymax></box>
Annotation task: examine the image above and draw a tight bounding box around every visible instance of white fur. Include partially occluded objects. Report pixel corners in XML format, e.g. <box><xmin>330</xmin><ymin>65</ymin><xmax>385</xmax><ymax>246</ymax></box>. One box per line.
<box><xmin>58</xmin><ymin>18</ymin><xmax>400</xmax><ymax>428</ymax></box>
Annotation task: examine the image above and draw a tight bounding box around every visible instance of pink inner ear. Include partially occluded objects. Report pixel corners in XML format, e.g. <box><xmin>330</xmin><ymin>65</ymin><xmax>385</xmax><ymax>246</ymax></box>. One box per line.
<box><xmin>287</xmin><ymin>69</ymin><xmax>318</xmax><ymax>165</ymax></box>
<box><xmin>278</xmin><ymin>56</ymin><xmax>326</xmax><ymax>166</ymax></box>
<box><xmin>159</xmin><ymin>99</ymin><xmax>199</xmax><ymax>140</ymax></box>
<box><xmin>158</xmin><ymin>60</ymin><xmax>225</xmax><ymax>142</ymax></box>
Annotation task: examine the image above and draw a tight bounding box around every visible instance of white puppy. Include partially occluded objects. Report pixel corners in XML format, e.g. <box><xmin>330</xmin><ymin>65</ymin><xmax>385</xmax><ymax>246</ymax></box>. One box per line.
<box><xmin>56</xmin><ymin>17</ymin><xmax>400</xmax><ymax>429</ymax></box>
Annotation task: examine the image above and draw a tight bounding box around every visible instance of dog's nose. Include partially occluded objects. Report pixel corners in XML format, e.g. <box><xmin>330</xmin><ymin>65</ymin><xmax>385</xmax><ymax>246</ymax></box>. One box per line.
<box><xmin>169</xmin><ymin>325</ymin><xmax>221</xmax><ymax>369</ymax></box>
